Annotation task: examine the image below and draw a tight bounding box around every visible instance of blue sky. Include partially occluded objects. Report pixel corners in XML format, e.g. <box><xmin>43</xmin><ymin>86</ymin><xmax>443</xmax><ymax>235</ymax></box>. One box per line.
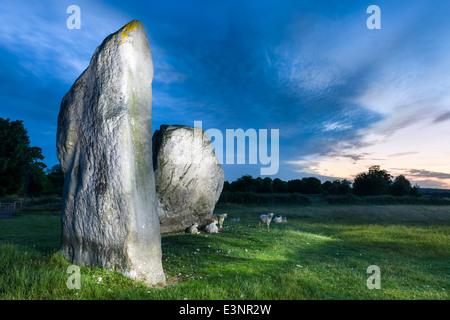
<box><xmin>1</xmin><ymin>0</ymin><xmax>450</xmax><ymax>187</ymax></box>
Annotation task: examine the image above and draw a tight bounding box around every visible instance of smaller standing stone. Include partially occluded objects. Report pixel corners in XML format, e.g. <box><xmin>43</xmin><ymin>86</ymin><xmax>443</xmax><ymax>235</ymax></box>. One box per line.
<box><xmin>152</xmin><ymin>125</ymin><xmax>225</xmax><ymax>233</ymax></box>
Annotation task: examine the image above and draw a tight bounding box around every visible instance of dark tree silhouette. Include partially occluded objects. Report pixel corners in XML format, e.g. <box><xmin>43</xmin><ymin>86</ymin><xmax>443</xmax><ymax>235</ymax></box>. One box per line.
<box><xmin>273</xmin><ymin>178</ymin><xmax>288</xmax><ymax>193</ymax></box>
<box><xmin>390</xmin><ymin>175</ymin><xmax>412</xmax><ymax>196</ymax></box>
<box><xmin>301</xmin><ymin>177</ymin><xmax>322</xmax><ymax>194</ymax></box>
<box><xmin>287</xmin><ymin>179</ymin><xmax>303</xmax><ymax>193</ymax></box>
<box><xmin>353</xmin><ymin>165</ymin><xmax>392</xmax><ymax>196</ymax></box>
<box><xmin>223</xmin><ymin>167</ymin><xmax>418</xmax><ymax>199</ymax></box>
<box><xmin>46</xmin><ymin>164</ymin><xmax>64</xmax><ymax>195</ymax></box>
<box><xmin>0</xmin><ymin>118</ymin><xmax>48</xmax><ymax>196</ymax></box>
<box><xmin>261</xmin><ymin>177</ymin><xmax>273</xmax><ymax>193</ymax></box>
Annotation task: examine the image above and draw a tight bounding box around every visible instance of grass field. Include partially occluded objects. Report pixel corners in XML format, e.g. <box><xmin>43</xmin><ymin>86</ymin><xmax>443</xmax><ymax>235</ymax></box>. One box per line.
<box><xmin>0</xmin><ymin>204</ymin><xmax>448</xmax><ymax>300</ymax></box>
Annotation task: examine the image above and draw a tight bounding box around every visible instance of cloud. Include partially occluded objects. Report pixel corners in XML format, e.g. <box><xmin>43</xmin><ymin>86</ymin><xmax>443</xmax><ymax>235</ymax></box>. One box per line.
<box><xmin>433</xmin><ymin>111</ymin><xmax>450</xmax><ymax>124</ymax></box>
<box><xmin>406</xmin><ymin>169</ymin><xmax>450</xmax><ymax>180</ymax></box>
<box><xmin>322</xmin><ymin>121</ymin><xmax>352</xmax><ymax>132</ymax></box>
<box><xmin>406</xmin><ymin>179</ymin><xmax>449</xmax><ymax>189</ymax></box>
<box><xmin>387</xmin><ymin>152</ymin><xmax>419</xmax><ymax>158</ymax></box>
<box><xmin>336</xmin><ymin>153</ymin><xmax>371</xmax><ymax>163</ymax></box>
<box><xmin>0</xmin><ymin>1</ymin><xmax>131</xmax><ymax>83</ymax></box>
<box><xmin>286</xmin><ymin>157</ymin><xmax>321</xmax><ymax>175</ymax></box>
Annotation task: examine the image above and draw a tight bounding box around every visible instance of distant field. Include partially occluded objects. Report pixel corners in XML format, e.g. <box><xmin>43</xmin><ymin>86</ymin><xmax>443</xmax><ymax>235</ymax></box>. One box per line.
<box><xmin>0</xmin><ymin>204</ymin><xmax>448</xmax><ymax>299</ymax></box>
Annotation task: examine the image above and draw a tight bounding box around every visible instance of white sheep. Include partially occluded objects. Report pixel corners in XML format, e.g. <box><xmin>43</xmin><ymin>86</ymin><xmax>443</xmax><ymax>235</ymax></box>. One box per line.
<box><xmin>259</xmin><ymin>213</ymin><xmax>275</xmax><ymax>229</ymax></box>
<box><xmin>205</xmin><ymin>218</ymin><xmax>219</xmax><ymax>234</ymax></box>
<box><xmin>213</xmin><ymin>213</ymin><xmax>228</xmax><ymax>229</ymax></box>
<box><xmin>273</xmin><ymin>215</ymin><xmax>288</xmax><ymax>223</ymax></box>
<box><xmin>273</xmin><ymin>215</ymin><xmax>283</xmax><ymax>223</ymax></box>
<box><xmin>185</xmin><ymin>223</ymin><xmax>199</xmax><ymax>234</ymax></box>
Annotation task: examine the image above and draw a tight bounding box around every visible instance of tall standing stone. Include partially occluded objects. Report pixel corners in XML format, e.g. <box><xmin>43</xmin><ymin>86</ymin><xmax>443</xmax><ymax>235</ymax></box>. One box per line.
<box><xmin>56</xmin><ymin>20</ymin><xmax>165</xmax><ymax>286</ymax></box>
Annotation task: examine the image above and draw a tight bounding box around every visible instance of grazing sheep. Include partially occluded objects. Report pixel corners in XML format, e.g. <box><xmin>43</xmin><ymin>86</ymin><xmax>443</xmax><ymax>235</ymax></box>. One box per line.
<box><xmin>230</xmin><ymin>217</ymin><xmax>240</xmax><ymax>222</ymax></box>
<box><xmin>259</xmin><ymin>213</ymin><xmax>275</xmax><ymax>229</ymax></box>
<box><xmin>273</xmin><ymin>215</ymin><xmax>283</xmax><ymax>223</ymax></box>
<box><xmin>185</xmin><ymin>223</ymin><xmax>199</xmax><ymax>234</ymax></box>
<box><xmin>205</xmin><ymin>218</ymin><xmax>219</xmax><ymax>234</ymax></box>
<box><xmin>213</xmin><ymin>213</ymin><xmax>228</xmax><ymax>229</ymax></box>
<box><xmin>273</xmin><ymin>215</ymin><xmax>287</xmax><ymax>223</ymax></box>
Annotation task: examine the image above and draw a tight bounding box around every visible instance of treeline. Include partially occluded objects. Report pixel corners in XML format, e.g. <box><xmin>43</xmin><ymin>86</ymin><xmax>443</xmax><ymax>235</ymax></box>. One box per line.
<box><xmin>218</xmin><ymin>166</ymin><xmax>432</xmax><ymax>205</ymax></box>
<box><xmin>218</xmin><ymin>192</ymin><xmax>450</xmax><ymax>205</ymax></box>
<box><xmin>223</xmin><ymin>175</ymin><xmax>351</xmax><ymax>195</ymax></box>
<box><xmin>0</xmin><ymin>118</ymin><xmax>63</xmax><ymax>197</ymax></box>
<box><xmin>222</xmin><ymin>165</ymin><xmax>420</xmax><ymax>197</ymax></box>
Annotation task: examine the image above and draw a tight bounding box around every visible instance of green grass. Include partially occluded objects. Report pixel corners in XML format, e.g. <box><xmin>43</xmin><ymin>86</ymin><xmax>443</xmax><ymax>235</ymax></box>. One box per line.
<box><xmin>0</xmin><ymin>204</ymin><xmax>448</xmax><ymax>299</ymax></box>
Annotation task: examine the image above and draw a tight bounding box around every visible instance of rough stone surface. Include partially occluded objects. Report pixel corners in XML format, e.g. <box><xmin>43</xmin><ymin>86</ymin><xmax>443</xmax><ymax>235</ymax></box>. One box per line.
<box><xmin>152</xmin><ymin>125</ymin><xmax>225</xmax><ymax>233</ymax></box>
<box><xmin>56</xmin><ymin>20</ymin><xmax>165</xmax><ymax>286</ymax></box>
